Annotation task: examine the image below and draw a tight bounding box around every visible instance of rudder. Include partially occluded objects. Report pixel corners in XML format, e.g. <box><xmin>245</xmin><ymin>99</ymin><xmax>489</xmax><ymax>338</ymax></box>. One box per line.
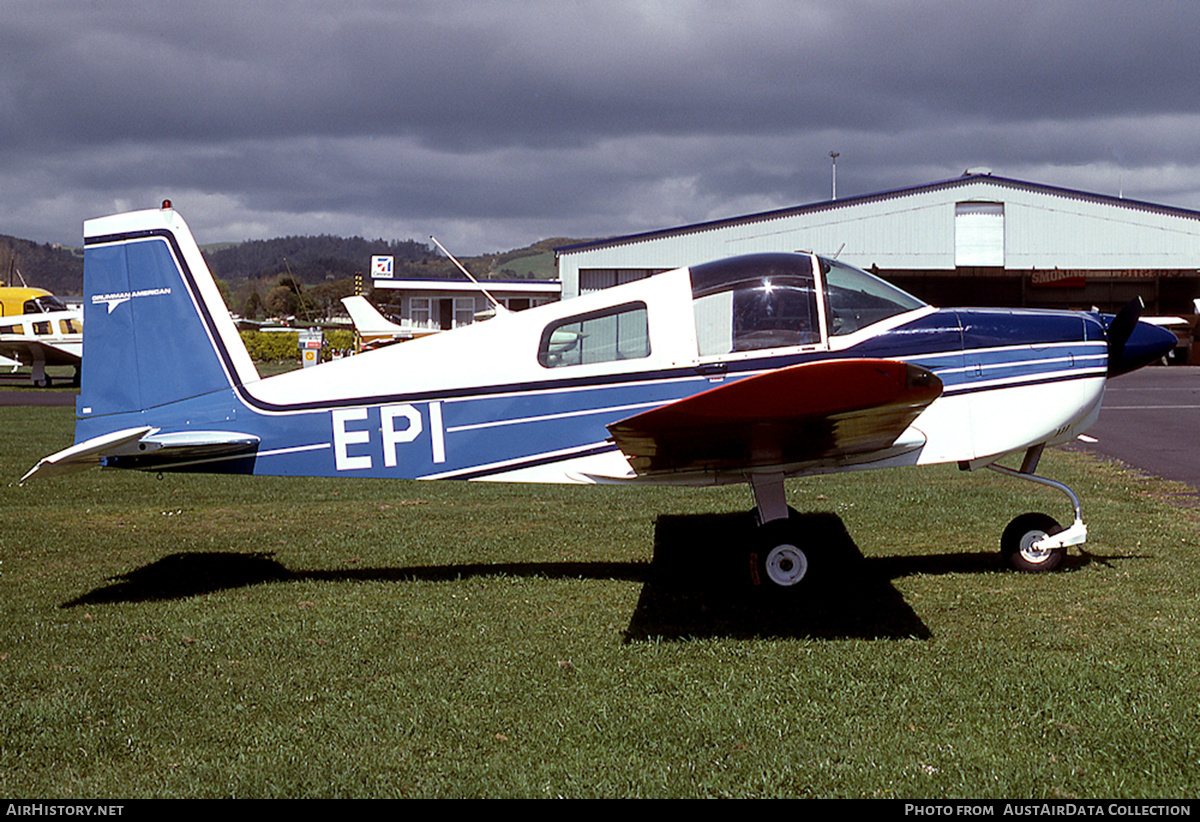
<box><xmin>78</xmin><ymin>204</ymin><xmax>258</xmax><ymax>420</ymax></box>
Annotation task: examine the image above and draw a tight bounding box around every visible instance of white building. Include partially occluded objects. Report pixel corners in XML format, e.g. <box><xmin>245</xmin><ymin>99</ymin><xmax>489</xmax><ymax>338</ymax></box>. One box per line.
<box><xmin>555</xmin><ymin>171</ymin><xmax>1200</xmax><ymax>315</ymax></box>
<box><xmin>370</xmin><ymin>278</ymin><xmax>561</xmax><ymax>331</ymax></box>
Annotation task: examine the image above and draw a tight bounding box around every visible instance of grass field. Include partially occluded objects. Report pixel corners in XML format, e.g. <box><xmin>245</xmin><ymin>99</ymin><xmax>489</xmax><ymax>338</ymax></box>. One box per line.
<box><xmin>2</xmin><ymin>406</ymin><xmax>1199</xmax><ymax>798</ymax></box>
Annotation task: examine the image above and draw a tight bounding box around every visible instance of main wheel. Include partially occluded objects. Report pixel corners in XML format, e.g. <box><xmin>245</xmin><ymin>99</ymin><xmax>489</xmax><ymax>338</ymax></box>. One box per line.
<box><xmin>1001</xmin><ymin>512</ymin><xmax>1065</xmax><ymax>573</ymax></box>
<box><xmin>750</xmin><ymin>519</ymin><xmax>810</xmax><ymax>590</ymax></box>
<box><xmin>762</xmin><ymin>542</ymin><xmax>808</xmax><ymax>586</ymax></box>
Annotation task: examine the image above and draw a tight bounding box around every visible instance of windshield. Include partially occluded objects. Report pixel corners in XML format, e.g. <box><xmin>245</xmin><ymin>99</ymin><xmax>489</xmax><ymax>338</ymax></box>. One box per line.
<box><xmin>24</xmin><ymin>295</ymin><xmax>69</xmax><ymax>314</ymax></box>
<box><xmin>819</xmin><ymin>257</ymin><xmax>925</xmax><ymax>336</ymax></box>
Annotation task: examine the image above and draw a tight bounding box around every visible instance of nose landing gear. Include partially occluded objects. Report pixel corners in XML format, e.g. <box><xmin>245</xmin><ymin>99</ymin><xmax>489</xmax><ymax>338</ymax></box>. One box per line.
<box><xmin>989</xmin><ymin>445</ymin><xmax>1087</xmax><ymax>573</ymax></box>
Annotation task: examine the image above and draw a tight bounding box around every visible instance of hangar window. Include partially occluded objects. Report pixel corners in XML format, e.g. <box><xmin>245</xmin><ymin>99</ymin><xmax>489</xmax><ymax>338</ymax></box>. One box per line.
<box><xmin>538</xmin><ymin>302</ymin><xmax>650</xmax><ymax>367</ymax></box>
<box><xmin>579</xmin><ymin>269</ymin><xmax>659</xmax><ymax>294</ymax></box>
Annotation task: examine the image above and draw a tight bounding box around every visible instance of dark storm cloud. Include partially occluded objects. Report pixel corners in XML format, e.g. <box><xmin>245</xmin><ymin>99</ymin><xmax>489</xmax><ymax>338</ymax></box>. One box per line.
<box><xmin>3</xmin><ymin>0</ymin><xmax>1200</xmax><ymax>253</ymax></box>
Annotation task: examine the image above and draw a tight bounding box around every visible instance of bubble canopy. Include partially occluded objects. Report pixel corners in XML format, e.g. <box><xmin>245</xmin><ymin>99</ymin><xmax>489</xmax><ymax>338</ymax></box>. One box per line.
<box><xmin>688</xmin><ymin>252</ymin><xmax>926</xmax><ymax>353</ymax></box>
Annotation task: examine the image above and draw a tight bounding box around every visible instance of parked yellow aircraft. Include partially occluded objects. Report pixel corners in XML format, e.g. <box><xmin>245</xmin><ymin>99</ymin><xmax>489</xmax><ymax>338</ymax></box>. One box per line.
<box><xmin>0</xmin><ymin>286</ymin><xmax>82</xmax><ymax>386</ymax></box>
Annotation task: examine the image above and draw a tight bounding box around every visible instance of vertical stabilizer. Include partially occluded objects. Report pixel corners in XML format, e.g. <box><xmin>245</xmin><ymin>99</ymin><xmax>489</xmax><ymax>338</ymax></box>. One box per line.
<box><xmin>79</xmin><ymin>204</ymin><xmax>259</xmax><ymax>420</ymax></box>
<box><xmin>342</xmin><ymin>295</ymin><xmax>405</xmax><ymax>336</ymax></box>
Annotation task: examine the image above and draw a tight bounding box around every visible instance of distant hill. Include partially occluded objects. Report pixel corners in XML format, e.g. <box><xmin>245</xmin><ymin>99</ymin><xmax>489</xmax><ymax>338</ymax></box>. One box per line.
<box><xmin>205</xmin><ymin>235</ymin><xmax>434</xmax><ymax>286</ymax></box>
<box><xmin>204</xmin><ymin>234</ymin><xmax>581</xmax><ymax>286</ymax></box>
<box><xmin>0</xmin><ymin>236</ymin><xmax>84</xmax><ymax>296</ymax></box>
<box><xmin>0</xmin><ymin>230</ymin><xmax>590</xmax><ymax>299</ymax></box>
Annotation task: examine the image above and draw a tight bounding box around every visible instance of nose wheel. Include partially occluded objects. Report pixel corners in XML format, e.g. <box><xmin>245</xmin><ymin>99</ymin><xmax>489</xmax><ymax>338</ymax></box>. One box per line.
<box><xmin>1000</xmin><ymin>512</ymin><xmax>1066</xmax><ymax>573</ymax></box>
<box><xmin>989</xmin><ymin>446</ymin><xmax>1086</xmax><ymax>573</ymax></box>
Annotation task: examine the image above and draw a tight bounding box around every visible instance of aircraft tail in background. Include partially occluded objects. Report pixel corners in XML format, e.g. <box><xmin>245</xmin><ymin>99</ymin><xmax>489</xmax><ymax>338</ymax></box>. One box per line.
<box><xmin>341</xmin><ymin>295</ymin><xmax>415</xmax><ymax>348</ymax></box>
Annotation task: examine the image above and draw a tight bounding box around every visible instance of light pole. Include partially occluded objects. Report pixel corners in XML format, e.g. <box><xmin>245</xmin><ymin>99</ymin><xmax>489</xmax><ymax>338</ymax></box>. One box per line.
<box><xmin>829</xmin><ymin>151</ymin><xmax>840</xmax><ymax>200</ymax></box>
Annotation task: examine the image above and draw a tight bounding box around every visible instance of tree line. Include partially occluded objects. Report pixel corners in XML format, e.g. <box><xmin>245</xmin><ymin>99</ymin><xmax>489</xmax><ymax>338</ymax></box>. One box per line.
<box><xmin>1</xmin><ymin>230</ymin><xmax>568</xmax><ymax>323</ymax></box>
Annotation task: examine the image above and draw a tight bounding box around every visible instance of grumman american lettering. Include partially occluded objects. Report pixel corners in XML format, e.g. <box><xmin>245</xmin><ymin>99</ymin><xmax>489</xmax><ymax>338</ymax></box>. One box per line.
<box><xmin>22</xmin><ymin>202</ymin><xmax>1177</xmax><ymax>591</ymax></box>
<box><xmin>91</xmin><ymin>287</ymin><xmax>172</xmax><ymax>313</ymax></box>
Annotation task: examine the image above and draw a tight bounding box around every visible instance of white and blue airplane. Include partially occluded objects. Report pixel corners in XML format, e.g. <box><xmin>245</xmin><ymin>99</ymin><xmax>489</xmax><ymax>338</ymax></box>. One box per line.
<box><xmin>23</xmin><ymin>203</ymin><xmax>1176</xmax><ymax>590</ymax></box>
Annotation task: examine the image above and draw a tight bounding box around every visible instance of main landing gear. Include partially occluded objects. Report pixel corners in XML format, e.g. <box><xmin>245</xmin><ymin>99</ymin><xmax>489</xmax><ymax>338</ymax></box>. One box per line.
<box><xmin>744</xmin><ymin>445</ymin><xmax>1086</xmax><ymax>592</ymax></box>
<box><xmin>31</xmin><ymin>360</ymin><xmax>52</xmax><ymax>388</ymax></box>
<box><xmin>747</xmin><ymin>473</ymin><xmax>812</xmax><ymax>592</ymax></box>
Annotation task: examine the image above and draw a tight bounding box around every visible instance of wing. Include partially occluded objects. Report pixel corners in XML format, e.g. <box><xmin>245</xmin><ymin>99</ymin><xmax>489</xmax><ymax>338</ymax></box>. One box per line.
<box><xmin>606</xmin><ymin>358</ymin><xmax>942</xmax><ymax>475</ymax></box>
<box><xmin>0</xmin><ymin>338</ymin><xmax>82</xmax><ymax>366</ymax></box>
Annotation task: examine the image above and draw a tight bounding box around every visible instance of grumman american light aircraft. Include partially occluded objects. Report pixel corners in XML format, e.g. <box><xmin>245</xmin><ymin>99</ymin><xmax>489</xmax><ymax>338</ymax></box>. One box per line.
<box><xmin>22</xmin><ymin>203</ymin><xmax>1176</xmax><ymax>590</ymax></box>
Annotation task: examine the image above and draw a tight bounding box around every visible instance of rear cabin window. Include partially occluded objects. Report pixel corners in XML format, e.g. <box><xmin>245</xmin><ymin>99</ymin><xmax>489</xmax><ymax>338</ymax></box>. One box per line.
<box><xmin>538</xmin><ymin>302</ymin><xmax>650</xmax><ymax>367</ymax></box>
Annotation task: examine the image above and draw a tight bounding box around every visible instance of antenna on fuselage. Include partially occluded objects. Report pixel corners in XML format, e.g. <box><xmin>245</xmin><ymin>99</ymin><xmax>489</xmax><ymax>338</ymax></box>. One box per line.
<box><xmin>429</xmin><ymin>236</ymin><xmax>509</xmax><ymax>315</ymax></box>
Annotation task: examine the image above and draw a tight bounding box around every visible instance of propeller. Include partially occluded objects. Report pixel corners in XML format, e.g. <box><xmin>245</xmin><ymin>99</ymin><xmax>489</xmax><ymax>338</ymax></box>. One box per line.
<box><xmin>1104</xmin><ymin>296</ymin><xmax>1178</xmax><ymax>377</ymax></box>
<box><xmin>1105</xmin><ymin>297</ymin><xmax>1143</xmax><ymax>375</ymax></box>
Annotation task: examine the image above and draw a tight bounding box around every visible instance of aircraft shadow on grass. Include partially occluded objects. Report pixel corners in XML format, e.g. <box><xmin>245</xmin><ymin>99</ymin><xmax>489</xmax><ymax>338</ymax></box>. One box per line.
<box><xmin>61</xmin><ymin>511</ymin><xmax>1101</xmax><ymax>641</ymax></box>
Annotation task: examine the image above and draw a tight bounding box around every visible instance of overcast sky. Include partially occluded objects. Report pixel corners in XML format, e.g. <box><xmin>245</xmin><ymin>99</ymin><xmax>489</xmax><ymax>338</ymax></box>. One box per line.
<box><xmin>3</xmin><ymin>0</ymin><xmax>1200</xmax><ymax>255</ymax></box>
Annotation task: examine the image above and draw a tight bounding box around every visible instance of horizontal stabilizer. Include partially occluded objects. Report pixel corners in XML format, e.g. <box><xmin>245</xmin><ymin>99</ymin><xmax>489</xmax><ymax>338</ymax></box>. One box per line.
<box><xmin>607</xmin><ymin>358</ymin><xmax>942</xmax><ymax>475</ymax></box>
<box><xmin>21</xmin><ymin>426</ymin><xmax>154</xmax><ymax>482</ymax></box>
<box><xmin>22</xmin><ymin>428</ymin><xmax>260</xmax><ymax>481</ymax></box>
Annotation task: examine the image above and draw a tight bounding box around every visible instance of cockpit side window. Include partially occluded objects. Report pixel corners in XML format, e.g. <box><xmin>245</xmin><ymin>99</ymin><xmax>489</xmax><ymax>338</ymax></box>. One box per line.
<box><xmin>820</xmin><ymin>258</ymin><xmax>925</xmax><ymax>336</ymax></box>
<box><xmin>691</xmin><ymin>254</ymin><xmax>820</xmax><ymax>355</ymax></box>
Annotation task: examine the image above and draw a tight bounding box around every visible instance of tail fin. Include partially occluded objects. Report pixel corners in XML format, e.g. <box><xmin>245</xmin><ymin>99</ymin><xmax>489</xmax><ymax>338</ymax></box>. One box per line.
<box><xmin>341</xmin><ymin>294</ymin><xmax>415</xmax><ymax>348</ymax></box>
<box><xmin>78</xmin><ymin>204</ymin><xmax>259</xmax><ymax>421</ymax></box>
<box><xmin>341</xmin><ymin>295</ymin><xmax>405</xmax><ymax>336</ymax></box>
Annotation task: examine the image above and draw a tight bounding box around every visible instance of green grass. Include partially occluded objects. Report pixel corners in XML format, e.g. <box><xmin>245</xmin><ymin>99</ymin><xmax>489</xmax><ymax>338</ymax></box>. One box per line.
<box><xmin>2</xmin><ymin>407</ymin><xmax>1199</xmax><ymax>798</ymax></box>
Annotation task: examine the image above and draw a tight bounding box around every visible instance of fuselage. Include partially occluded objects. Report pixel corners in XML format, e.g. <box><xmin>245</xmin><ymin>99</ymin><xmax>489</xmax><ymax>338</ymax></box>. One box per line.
<box><xmin>75</xmin><ymin>225</ymin><xmax>1119</xmax><ymax>486</ymax></box>
<box><xmin>0</xmin><ymin>308</ymin><xmax>84</xmax><ymax>365</ymax></box>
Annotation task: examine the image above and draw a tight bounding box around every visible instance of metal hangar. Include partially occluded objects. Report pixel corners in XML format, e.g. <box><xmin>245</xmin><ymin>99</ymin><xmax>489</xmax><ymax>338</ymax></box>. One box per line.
<box><xmin>554</xmin><ymin>171</ymin><xmax>1200</xmax><ymax>317</ymax></box>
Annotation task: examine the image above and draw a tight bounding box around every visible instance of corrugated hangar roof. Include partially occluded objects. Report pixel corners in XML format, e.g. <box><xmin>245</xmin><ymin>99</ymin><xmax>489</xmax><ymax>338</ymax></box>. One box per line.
<box><xmin>556</xmin><ymin>172</ymin><xmax>1200</xmax><ymax>257</ymax></box>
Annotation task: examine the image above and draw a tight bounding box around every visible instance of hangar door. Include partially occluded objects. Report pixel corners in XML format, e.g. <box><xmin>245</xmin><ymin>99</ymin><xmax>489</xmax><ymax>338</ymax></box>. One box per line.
<box><xmin>955</xmin><ymin>202</ymin><xmax>1005</xmax><ymax>267</ymax></box>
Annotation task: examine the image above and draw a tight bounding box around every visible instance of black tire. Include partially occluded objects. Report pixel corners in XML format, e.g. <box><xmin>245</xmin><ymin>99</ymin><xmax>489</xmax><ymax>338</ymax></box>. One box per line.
<box><xmin>1001</xmin><ymin>512</ymin><xmax>1065</xmax><ymax>573</ymax></box>
<box><xmin>749</xmin><ymin>518</ymin><xmax>810</xmax><ymax>590</ymax></box>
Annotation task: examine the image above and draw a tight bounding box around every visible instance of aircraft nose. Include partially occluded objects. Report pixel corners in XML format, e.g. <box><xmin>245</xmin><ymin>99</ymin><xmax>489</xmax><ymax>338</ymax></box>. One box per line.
<box><xmin>1109</xmin><ymin>320</ymin><xmax>1178</xmax><ymax>377</ymax></box>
